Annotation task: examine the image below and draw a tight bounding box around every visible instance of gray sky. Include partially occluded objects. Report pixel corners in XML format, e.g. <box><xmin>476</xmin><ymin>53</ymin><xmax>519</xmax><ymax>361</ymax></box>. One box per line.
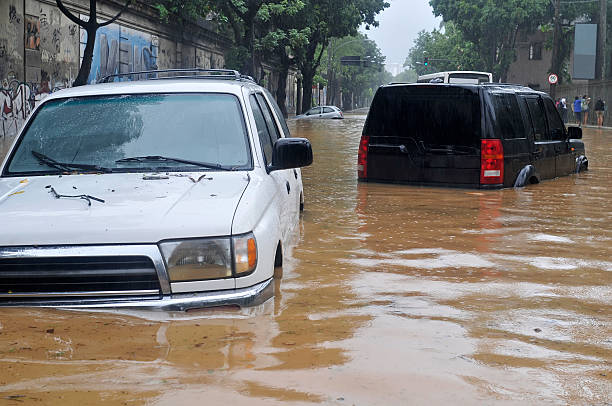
<box><xmin>360</xmin><ymin>0</ymin><xmax>441</xmax><ymax>70</ymax></box>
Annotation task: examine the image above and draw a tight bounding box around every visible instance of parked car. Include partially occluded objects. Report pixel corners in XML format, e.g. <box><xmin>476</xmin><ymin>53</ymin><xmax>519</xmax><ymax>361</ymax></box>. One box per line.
<box><xmin>358</xmin><ymin>83</ymin><xmax>588</xmax><ymax>188</ymax></box>
<box><xmin>0</xmin><ymin>69</ymin><xmax>313</xmax><ymax>310</ymax></box>
<box><xmin>295</xmin><ymin>105</ymin><xmax>343</xmax><ymax>119</ymax></box>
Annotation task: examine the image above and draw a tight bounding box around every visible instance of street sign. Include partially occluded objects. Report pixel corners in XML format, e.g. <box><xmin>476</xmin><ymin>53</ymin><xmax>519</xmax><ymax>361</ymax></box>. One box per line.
<box><xmin>548</xmin><ymin>73</ymin><xmax>558</xmax><ymax>85</ymax></box>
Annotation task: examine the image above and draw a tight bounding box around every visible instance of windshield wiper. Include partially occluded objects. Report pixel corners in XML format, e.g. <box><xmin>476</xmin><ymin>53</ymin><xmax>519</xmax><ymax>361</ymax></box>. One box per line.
<box><xmin>32</xmin><ymin>151</ymin><xmax>112</xmax><ymax>173</ymax></box>
<box><xmin>115</xmin><ymin>155</ymin><xmax>231</xmax><ymax>170</ymax></box>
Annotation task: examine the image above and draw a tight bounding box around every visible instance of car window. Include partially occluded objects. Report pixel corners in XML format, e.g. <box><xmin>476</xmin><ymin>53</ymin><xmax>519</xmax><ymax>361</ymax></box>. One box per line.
<box><xmin>323</xmin><ymin>107</ymin><xmax>334</xmax><ymax>113</ymax></box>
<box><xmin>249</xmin><ymin>94</ymin><xmax>273</xmax><ymax>165</ymax></box>
<box><xmin>5</xmin><ymin>93</ymin><xmax>251</xmax><ymax>175</ymax></box>
<box><xmin>306</xmin><ymin>107</ymin><xmax>320</xmax><ymax>116</ymax></box>
<box><xmin>255</xmin><ymin>93</ymin><xmax>281</xmax><ymax>143</ymax></box>
<box><xmin>543</xmin><ymin>98</ymin><xmax>565</xmax><ymax>140</ymax></box>
<box><xmin>262</xmin><ymin>89</ymin><xmax>291</xmax><ymax>137</ymax></box>
<box><xmin>364</xmin><ymin>86</ymin><xmax>481</xmax><ymax>147</ymax></box>
<box><xmin>525</xmin><ymin>97</ymin><xmax>548</xmax><ymax>142</ymax></box>
<box><xmin>490</xmin><ymin>92</ymin><xmax>525</xmax><ymax>139</ymax></box>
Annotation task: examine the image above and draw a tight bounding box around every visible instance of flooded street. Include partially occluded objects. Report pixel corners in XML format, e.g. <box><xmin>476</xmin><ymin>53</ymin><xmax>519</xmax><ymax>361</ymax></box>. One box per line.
<box><xmin>0</xmin><ymin>115</ymin><xmax>610</xmax><ymax>404</ymax></box>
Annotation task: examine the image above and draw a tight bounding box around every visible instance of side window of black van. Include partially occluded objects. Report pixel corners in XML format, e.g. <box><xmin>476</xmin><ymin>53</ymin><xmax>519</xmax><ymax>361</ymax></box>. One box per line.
<box><xmin>491</xmin><ymin>93</ymin><xmax>525</xmax><ymax>139</ymax></box>
<box><xmin>525</xmin><ymin>97</ymin><xmax>548</xmax><ymax>142</ymax></box>
<box><xmin>543</xmin><ymin>98</ymin><xmax>565</xmax><ymax>140</ymax></box>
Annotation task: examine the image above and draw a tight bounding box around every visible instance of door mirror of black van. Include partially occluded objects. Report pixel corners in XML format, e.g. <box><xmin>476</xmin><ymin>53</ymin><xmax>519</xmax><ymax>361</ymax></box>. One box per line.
<box><xmin>269</xmin><ymin>138</ymin><xmax>313</xmax><ymax>171</ymax></box>
<box><xmin>567</xmin><ymin>126</ymin><xmax>582</xmax><ymax>139</ymax></box>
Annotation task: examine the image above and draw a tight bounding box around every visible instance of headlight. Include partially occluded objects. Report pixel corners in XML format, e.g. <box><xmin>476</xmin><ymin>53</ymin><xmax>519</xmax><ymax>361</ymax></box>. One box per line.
<box><xmin>159</xmin><ymin>233</ymin><xmax>257</xmax><ymax>282</ymax></box>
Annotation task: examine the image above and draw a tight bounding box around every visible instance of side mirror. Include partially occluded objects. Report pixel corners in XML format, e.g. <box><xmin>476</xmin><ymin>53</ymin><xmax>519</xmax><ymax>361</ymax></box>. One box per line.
<box><xmin>567</xmin><ymin>126</ymin><xmax>582</xmax><ymax>139</ymax></box>
<box><xmin>269</xmin><ymin>138</ymin><xmax>313</xmax><ymax>172</ymax></box>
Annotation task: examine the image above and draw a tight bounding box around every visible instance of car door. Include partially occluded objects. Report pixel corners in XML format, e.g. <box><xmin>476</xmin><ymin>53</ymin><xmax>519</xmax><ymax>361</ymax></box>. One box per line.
<box><xmin>322</xmin><ymin>106</ymin><xmax>336</xmax><ymax>118</ymax></box>
<box><xmin>249</xmin><ymin>93</ymin><xmax>293</xmax><ymax>241</ymax></box>
<box><xmin>542</xmin><ymin>97</ymin><xmax>574</xmax><ymax>176</ymax></box>
<box><xmin>523</xmin><ymin>96</ymin><xmax>556</xmax><ymax>180</ymax></box>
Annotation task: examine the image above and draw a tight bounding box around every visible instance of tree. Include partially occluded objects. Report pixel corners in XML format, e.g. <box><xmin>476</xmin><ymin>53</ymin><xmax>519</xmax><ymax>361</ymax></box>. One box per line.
<box><xmin>56</xmin><ymin>0</ymin><xmax>132</xmax><ymax>86</ymax></box>
<box><xmin>295</xmin><ymin>0</ymin><xmax>389</xmax><ymax>113</ymax></box>
<box><xmin>405</xmin><ymin>24</ymin><xmax>482</xmax><ymax>76</ymax></box>
<box><xmin>429</xmin><ymin>0</ymin><xmax>549</xmax><ymax>81</ymax></box>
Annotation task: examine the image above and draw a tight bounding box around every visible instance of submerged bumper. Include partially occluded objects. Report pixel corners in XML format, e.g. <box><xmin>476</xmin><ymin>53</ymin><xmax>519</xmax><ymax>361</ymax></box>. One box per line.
<box><xmin>0</xmin><ymin>278</ymin><xmax>274</xmax><ymax>311</ymax></box>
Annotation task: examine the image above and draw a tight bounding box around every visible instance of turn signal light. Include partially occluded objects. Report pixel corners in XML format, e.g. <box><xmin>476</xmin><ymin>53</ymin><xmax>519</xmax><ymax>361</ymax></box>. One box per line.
<box><xmin>480</xmin><ymin>139</ymin><xmax>504</xmax><ymax>185</ymax></box>
<box><xmin>357</xmin><ymin>135</ymin><xmax>369</xmax><ymax>179</ymax></box>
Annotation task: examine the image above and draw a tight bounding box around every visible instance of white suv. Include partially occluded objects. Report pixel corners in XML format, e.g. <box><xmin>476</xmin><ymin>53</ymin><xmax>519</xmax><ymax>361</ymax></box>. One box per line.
<box><xmin>0</xmin><ymin>69</ymin><xmax>312</xmax><ymax>310</ymax></box>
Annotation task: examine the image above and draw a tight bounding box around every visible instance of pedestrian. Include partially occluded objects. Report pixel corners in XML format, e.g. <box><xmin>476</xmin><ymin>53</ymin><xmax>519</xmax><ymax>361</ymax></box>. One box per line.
<box><xmin>595</xmin><ymin>98</ymin><xmax>606</xmax><ymax>127</ymax></box>
<box><xmin>582</xmin><ymin>94</ymin><xmax>591</xmax><ymax>125</ymax></box>
<box><xmin>560</xmin><ymin>97</ymin><xmax>568</xmax><ymax>124</ymax></box>
<box><xmin>573</xmin><ymin>96</ymin><xmax>582</xmax><ymax>126</ymax></box>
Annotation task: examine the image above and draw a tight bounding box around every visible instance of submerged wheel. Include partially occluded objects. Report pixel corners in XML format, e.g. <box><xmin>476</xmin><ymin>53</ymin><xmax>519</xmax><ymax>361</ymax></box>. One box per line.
<box><xmin>273</xmin><ymin>243</ymin><xmax>283</xmax><ymax>279</ymax></box>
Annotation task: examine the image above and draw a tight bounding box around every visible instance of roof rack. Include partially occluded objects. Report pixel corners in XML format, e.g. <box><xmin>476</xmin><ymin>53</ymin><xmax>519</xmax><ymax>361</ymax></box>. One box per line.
<box><xmin>99</xmin><ymin>68</ymin><xmax>256</xmax><ymax>84</ymax></box>
<box><xmin>481</xmin><ymin>82</ymin><xmax>534</xmax><ymax>91</ymax></box>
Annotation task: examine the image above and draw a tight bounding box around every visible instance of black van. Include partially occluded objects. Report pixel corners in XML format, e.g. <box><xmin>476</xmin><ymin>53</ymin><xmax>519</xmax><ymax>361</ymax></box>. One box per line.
<box><xmin>358</xmin><ymin>83</ymin><xmax>588</xmax><ymax>188</ymax></box>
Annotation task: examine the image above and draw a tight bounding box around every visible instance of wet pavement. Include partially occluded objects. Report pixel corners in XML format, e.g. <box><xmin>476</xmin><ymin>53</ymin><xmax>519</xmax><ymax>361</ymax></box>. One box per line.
<box><xmin>0</xmin><ymin>115</ymin><xmax>610</xmax><ymax>405</ymax></box>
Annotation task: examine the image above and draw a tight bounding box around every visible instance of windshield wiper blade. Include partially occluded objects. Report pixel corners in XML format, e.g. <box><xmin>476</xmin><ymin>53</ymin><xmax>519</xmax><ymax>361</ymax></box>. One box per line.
<box><xmin>115</xmin><ymin>155</ymin><xmax>231</xmax><ymax>170</ymax></box>
<box><xmin>32</xmin><ymin>151</ymin><xmax>112</xmax><ymax>173</ymax></box>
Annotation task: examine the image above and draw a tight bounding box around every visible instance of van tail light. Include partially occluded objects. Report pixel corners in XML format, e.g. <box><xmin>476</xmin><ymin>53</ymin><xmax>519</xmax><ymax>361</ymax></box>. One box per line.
<box><xmin>480</xmin><ymin>139</ymin><xmax>504</xmax><ymax>185</ymax></box>
<box><xmin>357</xmin><ymin>135</ymin><xmax>369</xmax><ymax>179</ymax></box>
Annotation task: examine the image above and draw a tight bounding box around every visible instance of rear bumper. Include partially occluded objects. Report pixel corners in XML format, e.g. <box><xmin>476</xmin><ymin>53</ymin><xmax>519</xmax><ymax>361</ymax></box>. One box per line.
<box><xmin>0</xmin><ymin>278</ymin><xmax>274</xmax><ymax>311</ymax></box>
<box><xmin>358</xmin><ymin>178</ymin><xmax>503</xmax><ymax>189</ymax></box>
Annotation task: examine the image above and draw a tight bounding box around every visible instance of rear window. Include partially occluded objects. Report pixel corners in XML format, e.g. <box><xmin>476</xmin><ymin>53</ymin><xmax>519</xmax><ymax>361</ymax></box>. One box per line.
<box><xmin>364</xmin><ymin>85</ymin><xmax>481</xmax><ymax>148</ymax></box>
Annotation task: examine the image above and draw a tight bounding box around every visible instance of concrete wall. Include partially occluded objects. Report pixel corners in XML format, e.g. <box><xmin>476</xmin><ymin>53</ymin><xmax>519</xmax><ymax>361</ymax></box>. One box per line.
<box><xmin>1</xmin><ymin>0</ymin><xmax>298</xmax><ymax>149</ymax></box>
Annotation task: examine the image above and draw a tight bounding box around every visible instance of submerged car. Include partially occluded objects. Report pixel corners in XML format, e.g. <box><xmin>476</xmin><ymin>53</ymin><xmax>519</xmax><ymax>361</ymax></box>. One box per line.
<box><xmin>0</xmin><ymin>69</ymin><xmax>313</xmax><ymax>310</ymax></box>
<box><xmin>358</xmin><ymin>83</ymin><xmax>587</xmax><ymax>188</ymax></box>
<box><xmin>295</xmin><ymin>105</ymin><xmax>343</xmax><ymax>119</ymax></box>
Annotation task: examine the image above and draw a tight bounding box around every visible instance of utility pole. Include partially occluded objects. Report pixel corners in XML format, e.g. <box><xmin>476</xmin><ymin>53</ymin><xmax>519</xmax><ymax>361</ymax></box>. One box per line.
<box><xmin>598</xmin><ymin>0</ymin><xmax>607</xmax><ymax>79</ymax></box>
<box><xmin>550</xmin><ymin>0</ymin><xmax>561</xmax><ymax>99</ymax></box>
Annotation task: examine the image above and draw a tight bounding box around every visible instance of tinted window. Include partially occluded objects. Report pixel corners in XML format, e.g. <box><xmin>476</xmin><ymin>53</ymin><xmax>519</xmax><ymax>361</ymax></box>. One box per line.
<box><xmin>250</xmin><ymin>94</ymin><xmax>273</xmax><ymax>164</ymax></box>
<box><xmin>6</xmin><ymin>93</ymin><xmax>250</xmax><ymax>175</ymax></box>
<box><xmin>364</xmin><ymin>86</ymin><xmax>481</xmax><ymax>147</ymax></box>
<box><xmin>256</xmin><ymin>93</ymin><xmax>281</xmax><ymax>143</ymax></box>
<box><xmin>543</xmin><ymin>98</ymin><xmax>565</xmax><ymax>140</ymax></box>
<box><xmin>490</xmin><ymin>93</ymin><xmax>526</xmax><ymax>139</ymax></box>
<box><xmin>323</xmin><ymin>107</ymin><xmax>334</xmax><ymax>113</ymax></box>
<box><xmin>525</xmin><ymin>97</ymin><xmax>548</xmax><ymax>141</ymax></box>
<box><xmin>263</xmin><ymin>89</ymin><xmax>291</xmax><ymax>137</ymax></box>
<box><xmin>306</xmin><ymin>107</ymin><xmax>320</xmax><ymax>115</ymax></box>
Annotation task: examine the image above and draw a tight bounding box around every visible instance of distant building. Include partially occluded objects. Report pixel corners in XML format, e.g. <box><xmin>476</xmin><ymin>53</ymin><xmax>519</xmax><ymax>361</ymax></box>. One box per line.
<box><xmin>386</xmin><ymin>62</ymin><xmax>405</xmax><ymax>76</ymax></box>
<box><xmin>506</xmin><ymin>31</ymin><xmax>552</xmax><ymax>90</ymax></box>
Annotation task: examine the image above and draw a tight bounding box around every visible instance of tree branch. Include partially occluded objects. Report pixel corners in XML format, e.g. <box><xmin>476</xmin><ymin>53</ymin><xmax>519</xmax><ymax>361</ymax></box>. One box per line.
<box><xmin>98</xmin><ymin>0</ymin><xmax>132</xmax><ymax>27</ymax></box>
<box><xmin>55</xmin><ymin>0</ymin><xmax>88</xmax><ymax>28</ymax></box>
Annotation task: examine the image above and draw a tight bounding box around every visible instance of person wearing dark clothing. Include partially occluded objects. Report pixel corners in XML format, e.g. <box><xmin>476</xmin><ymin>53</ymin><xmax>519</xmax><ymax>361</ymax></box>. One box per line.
<box><xmin>573</xmin><ymin>96</ymin><xmax>582</xmax><ymax>126</ymax></box>
<box><xmin>595</xmin><ymin>98</ymin><xmax>606</xmax><ymax>127</ymax></box>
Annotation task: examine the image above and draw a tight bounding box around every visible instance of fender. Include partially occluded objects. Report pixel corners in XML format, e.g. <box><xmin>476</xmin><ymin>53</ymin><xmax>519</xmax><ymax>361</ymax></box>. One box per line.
<box><xmin>514</xmin><ymin>164</ymin><xmax>540</xmax><ymax>188</ymax></box>
<box><xmin>575</xmin><ymin>155</ymin><xmax>588</xmax><ymax>173</ymax></box>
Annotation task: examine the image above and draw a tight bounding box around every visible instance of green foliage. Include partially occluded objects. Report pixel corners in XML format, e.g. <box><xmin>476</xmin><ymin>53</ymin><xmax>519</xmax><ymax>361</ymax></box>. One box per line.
<box><xmin>405</xmin><ymin>23</ymin><xmax>483</xmax><ymax>76</ymax></box>
<box><xmin>391</xmin><ymin>69</ymin><xmax>417</xmax><ymax>83</ymax></box>
<box><xmin>429</xmin><ymin>0</ymin><xmax>550</xmax><ymax>80</ymax></box>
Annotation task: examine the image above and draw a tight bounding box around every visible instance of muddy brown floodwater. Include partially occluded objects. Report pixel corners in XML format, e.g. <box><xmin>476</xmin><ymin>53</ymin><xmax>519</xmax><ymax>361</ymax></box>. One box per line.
<box><xmin>0</xmin><ymin>114</ymin><xmax>610</xmax><ymax>405</ymax></box>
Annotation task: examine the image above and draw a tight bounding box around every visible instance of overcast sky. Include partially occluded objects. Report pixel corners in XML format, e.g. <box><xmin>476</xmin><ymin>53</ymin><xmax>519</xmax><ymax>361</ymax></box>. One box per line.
<box><xmin>360</xmin><ymin>0</ymin><xmax>441</xmax><ymax>69</ymax></box>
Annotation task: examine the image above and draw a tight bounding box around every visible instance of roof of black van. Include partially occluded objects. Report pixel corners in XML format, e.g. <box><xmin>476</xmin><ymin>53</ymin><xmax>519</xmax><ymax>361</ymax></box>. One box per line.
<box><xmin>383</xmin><ymin>82</ymin><xmax>547</xmax><ymax>96</ymax></box>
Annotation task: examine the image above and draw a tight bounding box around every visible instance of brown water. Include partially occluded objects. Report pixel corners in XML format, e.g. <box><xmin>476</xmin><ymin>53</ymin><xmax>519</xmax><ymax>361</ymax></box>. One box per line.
<box><xmin>0</xmin><ymin>115</ymin><xmax>610</xmax><ymax>405</ymax></box>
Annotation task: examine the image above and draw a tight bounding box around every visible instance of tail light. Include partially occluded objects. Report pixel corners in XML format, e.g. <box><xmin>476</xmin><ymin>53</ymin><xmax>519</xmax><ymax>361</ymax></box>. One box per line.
<box><xmin>480</xmin><ymin>139</ymin><xmax>504</xmax><ymax>185</ymax></box>
<box><xmin>357</xmin><ymin>135</ymin><xmax>369</xmax><ymax>179</ymax></box>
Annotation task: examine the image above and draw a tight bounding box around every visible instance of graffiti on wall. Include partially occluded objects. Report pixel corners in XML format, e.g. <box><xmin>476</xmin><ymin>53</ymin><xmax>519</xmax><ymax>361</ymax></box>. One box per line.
<box><xmin>81</xmin><ymin>22</ymin><xmax>158</xmax><ymax>83</ymax></box>
<box><xmin>1</xmin><ymin>77</ymin><xmax>33</xmax><ymax>140</ymax></box>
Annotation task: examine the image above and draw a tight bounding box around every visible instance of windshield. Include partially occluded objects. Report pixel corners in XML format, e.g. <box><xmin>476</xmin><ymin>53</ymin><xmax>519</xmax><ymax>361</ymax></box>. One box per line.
<box><xmin>364</xmin><ymin>85</ymin><xmax>481</xmax><ymax>148</ymax></box>
<box><xmin>4</xmin><ymin>93</ymin><xmax>251</xmax><ymax>175</ymax></box>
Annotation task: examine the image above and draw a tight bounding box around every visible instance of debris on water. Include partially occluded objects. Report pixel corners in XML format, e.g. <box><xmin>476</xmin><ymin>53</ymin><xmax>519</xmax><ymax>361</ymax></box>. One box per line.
<box><xmin>46</xmin><ymin>328</ymin><xmax>54</xmax><ymax>334</ymax></box>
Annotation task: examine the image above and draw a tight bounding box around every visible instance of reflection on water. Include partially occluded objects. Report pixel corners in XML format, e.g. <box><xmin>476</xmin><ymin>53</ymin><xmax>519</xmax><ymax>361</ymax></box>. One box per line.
<box><xmin>0</xmin><ymin>116</ymin><xmax>610</xmax><ymax>404</ymax></box>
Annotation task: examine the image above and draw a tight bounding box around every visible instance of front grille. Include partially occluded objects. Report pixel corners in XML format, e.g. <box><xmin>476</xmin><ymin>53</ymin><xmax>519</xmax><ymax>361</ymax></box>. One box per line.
<box><xmin>0</xmin><ymin>256</ymin><xmax>162</xmax><ymax>299</ymax></box>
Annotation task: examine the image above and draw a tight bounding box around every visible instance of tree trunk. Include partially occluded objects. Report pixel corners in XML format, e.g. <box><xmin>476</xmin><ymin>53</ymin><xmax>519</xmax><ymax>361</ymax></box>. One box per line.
<box><xmin>301</xmin><ymin>70</ymin><xmax>314</xmax><ymax>114</ymax></box>
<box><xmin>296</xmin><ymin>77</ymin><xmax>302</xmax><ymax>115</ymax></box>
<box><xmin>276</xmin><ymin>61</ymin><xmax>289</xmax><ymax>118</ymax></box>
<box><xmin>74</xmin><ymin>25</ymin><xmax>96</xmax><ymax>86</ymax></box>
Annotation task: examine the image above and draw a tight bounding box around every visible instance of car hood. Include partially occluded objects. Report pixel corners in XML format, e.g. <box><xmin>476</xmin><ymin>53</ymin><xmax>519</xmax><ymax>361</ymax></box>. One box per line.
<box><xmin>0</xmin><ymin>172</ymin><xmax>250</xmax><ymax>246</ymax></box>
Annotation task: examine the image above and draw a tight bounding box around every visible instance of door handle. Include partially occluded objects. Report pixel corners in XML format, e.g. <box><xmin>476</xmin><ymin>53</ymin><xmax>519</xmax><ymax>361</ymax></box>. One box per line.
<box><xmin>286</xmin><ymin>181</ymin><xmax>291</xmax><ymax>194</ymax></box>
